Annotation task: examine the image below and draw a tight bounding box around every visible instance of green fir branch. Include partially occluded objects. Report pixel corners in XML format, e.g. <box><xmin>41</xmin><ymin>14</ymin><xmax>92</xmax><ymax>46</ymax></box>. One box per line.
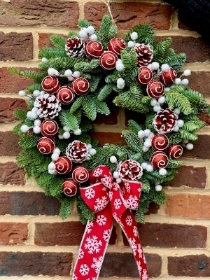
<box><xmin>97</xmin><ymin>84</ymin><xmax>113</xmax><ymax>101</ymax></box>
<box><xmin>122</xmin><ymin>130</ymin><xmax>143</xmax><ymax>153</ymax></box>
<box><xmin>59</xmin><ymin>110</ymin><xmax>79</xmax><ymax>131</ymax></box>
<box><xmin>165</xmin><ymin>90</ymin><xmax>192</xmax><ymax>115</ymax></box>
<box><xmin>59</xmin><ymin>197</ymin><xmax>74</xmax><ymax>220</ymax></box>
<box><xmin>76</xmin><ymin>195</ymin><xmax>95</xmax><ymax>224</ymax></box>
<box><xmin>50</xmin><ymin>35</ymin><xmax>67</xmax><ymax>48</ymax></box>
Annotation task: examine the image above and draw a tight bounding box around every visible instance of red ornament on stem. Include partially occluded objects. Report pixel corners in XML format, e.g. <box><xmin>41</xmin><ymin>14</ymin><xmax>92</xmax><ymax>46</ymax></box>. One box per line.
<box><xmin>62</xmin><ymin>179</ymin><xmax>79</xmax><ymax>197</ymax></box>
<box><xmin>37</xmin><ymin>137</ymin><xmax>55</xmax><ymax>154</ymax></box>
<box><xmin>100</xmin><ymin>51</ymin><xmax>117</xmax><ymax>70</ymax></box>
<box><xmin>168</xmin><ymin>144</ymin><xmax>183</xmax><ymax>159</ymax></box>
<box><xmin>40</xmin><ymin>120</ymin><xmax>59</xmax><ymax>138</ymax></box>
<box><xmin>41</xmin><ymin>76</ymin><xmax>60</xmax><ymax>94</ymax></box>
<box><xmin>107</xmin><ymin>38</ymin><xmax>126</xmax><ymax>56</ymax></box>
<box><xmin>72</xmin><ymin>77</ymin><xmax>90</xmax><ymax>95</ymax></box>
<box><xmin>160</xmin><ymin>67</ymin><xmax>177</xmax><ymax>86</ymax></box>
<box><xmin>150</xmin><ymin>151</ymin><xmax>169</xmax><ymax>169</ymax></box>
<box><xmin>85</xmin><ymin>41</ymin><xmax>103</xmax><ymax>59</ymax></box>
<box><xmin>72</xmin><ymin>166</ymin><xmax>89</xmax><ymax>183</ymax></box>
<box><xmin>152</xmin><ymin>134</ymin><xmax>169</xmax><ymax>151</ymax></box>
<box><xmin>146</xmin><ymin>81</ymin><xmax>164</xmax><ymax>99</ymax></box>
<box><xmin>57</xmin><ymin>86</ymin><xmax>75</xmax><ymax>104</ymax></box>
<box><xmin>55</xmin><ymin>156</ymin><xmax>72</xmax><ymax>174</ymax></box>
<box><xmin>137</xmin><ymin>66</ymin><xmax>153</xmax><ymax>84</ymax></box>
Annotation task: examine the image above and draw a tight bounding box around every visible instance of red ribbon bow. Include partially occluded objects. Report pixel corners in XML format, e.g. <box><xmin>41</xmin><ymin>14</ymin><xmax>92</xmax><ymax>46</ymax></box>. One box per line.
<box><xmin>72</xmin><ymin>165</ymin><xmax>148</xmax><ymax>280</ymax></box>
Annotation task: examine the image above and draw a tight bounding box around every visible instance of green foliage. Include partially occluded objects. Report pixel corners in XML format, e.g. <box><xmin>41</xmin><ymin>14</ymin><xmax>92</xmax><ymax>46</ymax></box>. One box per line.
<box><xmin>59</xmin><ymin>110</ymin><xmax>79</xmax><ymax>130</ymax></box>
<box><xmin>165</xmin><ymin>89</ymin><xmax>192</xmax><ymax>115</ymax></box>
<box><xmin>76</xmin><ymin>195</ymin><xmax>95</xmax><ymax>224</ymax></box>
<box><xmin>127</xmin><ymin>120</ymin><xmax>142</xmax><ymax>134</ymax></box>
<box><xmin>59</xmin><ymin>197</ymin><xmax>74</xmax><ymax>220</ymax></box>
<box><xmin>125</xmin><ymin>23</ymin><xmax>155</xmax><ymax>45</ymax></box>
<box><xmin>97</xmin><ymin>84</ymin><xmax>113</xmax><ymax>101</ymax></box>
<box><xmin>122</xmin><ymin>130</ymin><xmax>143</xmax><ymax>153</ymax></box>
<box><xmin>50</xmin><ymin>35</ymin><xmax>66</xmax><ymax>49</ymax></box>
<box><xmin>98</xmin><ymin>15</ymin><xmax>117</xmax><ymax>47</ymax></box>
<box><xmin>8</xmin><ymin>67</ymin><xmax>44</xmax><ymax>83</ymax></box>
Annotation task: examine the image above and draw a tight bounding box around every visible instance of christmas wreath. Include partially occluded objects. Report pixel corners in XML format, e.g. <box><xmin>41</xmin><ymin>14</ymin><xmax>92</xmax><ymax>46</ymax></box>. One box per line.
<box><xmin>10</xmin><ymin>14</ymin><xmax>209</xmax><ymax>280</ymax></box>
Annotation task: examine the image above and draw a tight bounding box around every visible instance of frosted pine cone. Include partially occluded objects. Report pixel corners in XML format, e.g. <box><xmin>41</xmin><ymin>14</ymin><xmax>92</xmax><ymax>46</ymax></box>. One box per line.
<box><xmin>134</xmin><ymin>44</ymin><xmax>153</xmax><ymax>66</ymax></box>
<box><xmin>119</xmin><ymin>159</ymin><xmax>143</xmax><ymax>180</ymax></box>
<box><xmin>65</xmin><ymin>38</ymin><xmax>85</xmax><ymax>57</ymax></box>
<box><xmin>66</xmin><ymin>140</ymin><xmax>88</xmax><ymax>163</ymax></box>
<box><xmin>34</xmin><ymin>93</ymin><xmax>61</xmax><ymax>119</ymax></box>
<box><xmin>153</xmin><ymin>109</ymin><xmax>178</xmax><ymax>133</ymax></box>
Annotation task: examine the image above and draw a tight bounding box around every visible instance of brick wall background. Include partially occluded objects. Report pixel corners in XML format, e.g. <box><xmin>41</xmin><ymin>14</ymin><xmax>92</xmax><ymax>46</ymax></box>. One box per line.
<box><xmin>0</xmin><ymin>0</ymin><xmax>210</xmax><ymax>279</ymax></box>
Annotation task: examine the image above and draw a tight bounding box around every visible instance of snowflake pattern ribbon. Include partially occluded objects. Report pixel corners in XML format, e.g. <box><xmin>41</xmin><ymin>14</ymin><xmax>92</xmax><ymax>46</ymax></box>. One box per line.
<box><xmin>72</xmin><ymin>165</ymin><xmax>148</xmax><ymax>280</ymax></box>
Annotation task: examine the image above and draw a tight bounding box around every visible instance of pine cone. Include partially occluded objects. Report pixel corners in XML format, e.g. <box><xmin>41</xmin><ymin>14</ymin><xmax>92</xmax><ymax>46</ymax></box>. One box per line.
<box><xmin>34</xmin><ymin>93</ymin><xmax>61</xmax><ymax>119</ymax></box>
<box><xmin>153</xmin><ymin>109</ymin><xmax>178</xmax><ymax>133</ymax></box>
<box><xmin>134</xmin><ymin>44</ymin><xmax>153</xmax><ymax>66</ymax></box>
<box><xmin>65</xmin><ymin>38</ymin><xmax>85</xmax><ymax>57</ymax></box>
<box><xmin>119</xmin><ymin>159</ymin><xmax>143</xmax><ymax>180</ymax></box>
<box><xmin>66</xmin><ymin>140</ymin><xmax>88</xmax><ymax>163</ymax></box>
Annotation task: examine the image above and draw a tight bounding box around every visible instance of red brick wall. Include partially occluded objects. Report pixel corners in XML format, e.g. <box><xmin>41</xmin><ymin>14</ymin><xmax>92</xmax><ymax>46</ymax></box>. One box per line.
<box><xmin>1</xmin><ymin>0</ymin><xmax>210</xmax><ymax>279</ymax></box>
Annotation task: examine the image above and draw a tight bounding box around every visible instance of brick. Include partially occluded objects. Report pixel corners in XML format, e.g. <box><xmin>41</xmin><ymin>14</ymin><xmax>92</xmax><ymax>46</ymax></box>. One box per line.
<box><xmin>0</xmin><ymin>0</ymin><xmax>79</xmax><ymax>28</ymax></box>
<box><xmin>38</xmin><ymin>33</ymin><xmax>54</xmax><ymax>49</ymax></box>
<box><xmin>0</xmin><ymin>223</ymin><xmax>28</xmax><ymax>245</ymax></box>
<box><xmin>123</xmin><ymin>223</ymin><xmax>207</xmax><ymax>248</ymax></box>
<box><xmin>200</xmin><ymin>112</ymin><xmax>210</xmax><ymax>126</ymax></box>
<box><xmin>0</xmin><ymin>192</ymin><xmax>60</xmax><ymax>215</ymax></box>
<box><xmin>0</xmin><ymin>67</ymin><xmax>34</xmax><ymax>94</ymax></box>
<box><xmin>0</xmin><ymin>32</ymin><xmax>33</xmax><ymax>61</ymax></box>
<box><xmin>0</xmin><ymin>132</ymin><xmax>21</xmax><ymax>156</ymax></box>
<box><xmin>0</xmin><ymin>98</ymin><xmax>27</xmax><ymax>123</ymax></box>
<box><xmin>168</xmin><ymin>254</ymin><xmax>210</xmax><ymax>277</ymax></box>
<box><xmin>188</xmin><ymin>71</ymin><xmax>210</xmax><ymax>98</ymax></box>
<box><xmin>35</xmin><ymin>222</ymin><xmax>117</xmax><ymax>246</ymax></box>
<box><xmin>0</xmin><ymin>252</ymin><xmax>72</xmax><ymax>276</ymax></box>
<box><xmin>84</xmin><ymin>2</ymin><xmax>172</xmax><ymax>30</ymax></box>
<box><xmin>125</xmin><ymin>109</ymin><xmax>146</xmax><ymax>126</ymax></box>
<box><xmin>100</xmin><ymin>253</ymin><xmax>161</xmax><ymax>278</ymax></box>
<box><xmin>166</xmin><ymin>194</ymin><xmax>210</xmax><ymax>219</ymax></box>
<box><xmin>183</xmin><ymin>135</ymin><xmax>210</xmax><ymax>159</ymax></box>
<box><xmin>0</xmin><ymin>162</ymin><xmax>25</xmax><ymax>185</ymax></box>
<box><xmin>170</xmin><ymin>36</ymin><xmax>210</xmax><ymax>63</ymax></box>
<box><xmin>168</xmin><ymin>166</ymin><xmax>206</xmax><ymax>189</ymax></box>
<box><xmin>91</xmin><ymin>132</ymin><xmax>125</xmax><ymax>146</ymax></box>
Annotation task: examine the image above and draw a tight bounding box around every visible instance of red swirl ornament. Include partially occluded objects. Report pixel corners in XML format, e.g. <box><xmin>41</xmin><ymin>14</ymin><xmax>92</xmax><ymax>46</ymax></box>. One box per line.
<box><xmin>55</xmin><ymin>156</ymin><xmax>72</xmax><ymax>174</ymax></box>
<box><xmin>107</xmin><ymin>38</ymin><xmax>126</xmax><ymax>56</ymax></box>
<box><xmin>137</xmin><ymin>66</ymin><xmax>153</xmax><ymax>84</ymax></box>
<box><xmin>160</xmin><ymin>67</ymin><xmax>177</xmax><ymax>86</ymax></box>
<box><xmin>41</xmin><ymin>76</ymin><xmax>60</xmax><ymax>94</ymax></box>
<box><xmin>150</xmin><ymin>151</ymin><xmax>169</xmax><ymax>169</ymax></box>
<box><xmin>40</xmin><ymin>120</ymin><xmax>58</xmax><ymax>138</ymax></box>
<box><xmin>168</xmin><ymin>144</ymin><xmax>183</xmax><ymax>159</ymax></box>
<box><xmin>100</xmin><ymin>51</ymin><xmax>117</xmax><ymax>70</ymax></box>
<box><xmin>57</xmin><ymin>86</ymin><xmax>75</xmax><ymax>104</ymax></box>
<box><xmin>152</xmin><ymin>134</ymin><xmax>169</xmax><ymax>151</ymax></box>
<box><xmin>85</xmin><ymin>41</ymin><xmax>103</xmax><ymax>59</ymax></box>
<box><xmin>37</xmin><ymin>137</ymin><xmax>55</xmax><ymax>154</ymax></box>
<box><xmin>72</xmin><ymin>166</ymin><xmax>89</xmax><ymax>183</ymax></box>
<box><xmin>153</xmin><ymin>108</ymin><xmax>178</xmax><ymax>133</ymax></box>
<box><xmin>62</xmin><ymin>179</ymin><xmax>79</xmax><ymax>197</ymax></box>
<box><xmin>146</xmin><ymin>81</ymin><xmax>165</xmax><ymax>98</ymax></box>
<box><xmin>72</xmin><ymin>77</ymin><xmax>90</xmax><ymax>95</ymax></box>
<box><xmin>119</xmin><ymin>159</ymin><xmax>143</xmax><ymax>180</ymax></box>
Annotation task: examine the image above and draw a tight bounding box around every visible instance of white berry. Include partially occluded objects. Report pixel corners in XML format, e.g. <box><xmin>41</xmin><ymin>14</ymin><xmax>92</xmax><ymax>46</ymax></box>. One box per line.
<box><xmin>158</xmin><ymin>96</ymin><xmax>165</xmax><ymax>104</ymax></box>
<box><xmin>41</xmin><ymin>57</ymin><xmax>48</xmax><ymax>62</ymax></box>
<box><xmin>175</xmin><ymin>78</ymin><xmax>182</xmax><ymax>85</ymax></box>
<box><xmin>18</xmin><ymin>90</ymin><xmax>26</xmax><ymax>96</ymax></box>
<box><xmin>116</xmin><ymin>62</ymin><xmax>125</xmax><ymax>71</ymax></box>
<box><xmin>151</xmin><ymin>62</ymin><xmax>159</xmax><ymax>70</ymax></box>
<box><xmin>48</xmin><ymin>68</ymin><xmax>56</xmax><ymax>76</ymax></box>
<box><xmin>34</xmin><ymin>119</ymin><xmax>41</xmax><ymax>126</ymax></box>
<box><xmin>53</xmin><ymin>148</ymin><xmax>61</xmax><ymax>155</ymax></box>
<box><xmin>127</xmin><ymin>41</ymin><xmax>135</xmax><ymax>48</ymax></box>
<box><xmin>174</xmin><ymin>108</ymin><xmax>180</xmax><ymax>115</ymax></box>
<box><xmin>186</xmin><ymin>143</ymin><xmax>194</xmax><ymax>150</ymax></box>
<box><xmin>79</xmin><ymin>29</ymin><xmax>87</xmax><ymax>38</ymax></box>
<box><xmin>33</xmin><ymin>126</ymin><xmax>41</xmax><ymax>134</ymax></box>
<box><xmin>64</xmin><ymin>69</ymin><xmax>73</xmax><ymax>77</ymax></box>
<box><xmin>159</xmin><ymin>168</ymin><xmax>167</xmax><ymax>175</ymax></box>
<box><xmin>110</xmin><ymin>156</ymin><xmax>117</xmax><ymax>163</ymax></box>
<box><xmin>89</xmin><ymin>148</ymin><xmax>96</xmax><ymax>155</ymax></box>
<box><xmin>155</xmin><ymin>184</ymin><xmax>162</xmax><ymax>191</ymax></box>
<box><xmin>183</xmin><ymin>69</ymin><xmax>191</xmax><ymax>76</ymax></box>
<box><xmin>89</xmin><ymin>34</ymin><xmax>97</xmax><ymax>41</ymax></box>
<box><xmin>151</xmin><ymin>99</ymin><xmax>158</xmax><ymax>107</ymax></box>
<box><xmin>181</xmin><ymin>79</ymin><xmax>189</xmax><ymax>85</ymax></box>
<box><xmin>177</xmin><ymin>119</ymin><xmax>184</xmax><ymax>127</ymax></box>
<box><xmin>33</xmin><ymin>90</ymin><xmax>40</xmax><ymax>97</ymax></box>
<box><xmin>153</xmin><ymin>105</ymin><xmax>162</xmax><ymax>112</ymax></box>
<box><xmin>161</xmin><ymin>64</ymin><xmax>170</xmax><ymax>72</ymax></box>
<box><xmin>144</xmin><ymin>129</ymin><xmax>151</xmax><ymax>137</ymax></box>
<box><xmin>51</xmin><ymin>153</ymin><xmax>60</xmax><ymax>161</ymax></box>
<box><xmin>73</xmin><ymin>71</ymin><xmax>80</xmax><ymax>78</ymax></box>
<box><xmin>130</xmin><ymin>32</ymin><xmax>138</xmax><ymax>40</ymax></box>
<box><xmin>141</xmin><ymin>162</ymin><xmax>148</xmax><ymax>169</ymax></box>
<box><xmin>146</xmin><ymin>164</ymin><xmax>153</xmax><ymax>172</ymax></box>
<box><xmin>113</xmin><ymin>171</ymin><xmax>120</xmax><ymax>179</ymax></box>
<box><xmin>116</xmin><ymin>178</ymin><xmax>122</xmax><ymax>184</ymax></box>
<box><xmin>143</xmin><ymin>146</ymin><xmax>149</xmax><ymax>152</ymax></box>
<box><xmin>86</xmin><ymin>25</ymin><xmax>95</xmax><ymax>35</ymax></box>
<box><xmin>21</xmin><ymin>124</ymin><xmax>30</xmax><ymax>133</ymax></box>
<box><xmin>48</xmin><ymin>162</ymin><xmax>55</xmax><ymax>170</ymax></box>
<box><xmin>74</xmin><ymin>128</ymin><xmax>82</xmax><ymax>135</ymax></box>
<box><xmin>138</xmin><ymin>130</ymin><xmax>145</xmax><ymax>138</ymax></box>
<box><xmin>63</xmin><ymin>131</ymin><xmax>70</xmax><ymax>139</ymax></box>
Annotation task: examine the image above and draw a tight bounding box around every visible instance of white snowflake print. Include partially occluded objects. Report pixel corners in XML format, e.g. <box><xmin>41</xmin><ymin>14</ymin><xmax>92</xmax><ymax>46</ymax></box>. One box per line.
<box><xmin>84</xmin><ymin>235</ymin><xmax>102</xmax><ymax>254</ymax></box>
<box><xmin>133</xmin><ymin>226</ymin><xmax>139</xmax><ymax>237</ymax></box>
<box><xmin>137</xmin><ymin>244</ymin><xmax>143</xmax><ymax>258</ymax></box>
<box><xmin>86</xmin><ymin>221</ymin><xmax>94</xmax><ymax>233</ymax></box>
<box><xmin>91</xmin><ymin>256</ymin><xmax>103</xmax><ymax>273</ymax></box>
<box><xmin>101</xmin><ymin>175</ymin><xmax>112</xmax><ymax>188</ymax></box>
<box><xmin>112</xmin><ymin>182</ymin><xmax>120</xmax><ymax>191</ymax></box>
<box><xmin>129</xmin><ymin>237</ymin><xmax>138</xmax><ymax>256</ymax></box>
<box><xmin>96</xmin><ymin>214</ymin><xmax>107</xmax><ymax>226</ymax></box>
<box><xmin>126</xmin><ymin>215</ymin><xmax>133</xmax><ymax>226</ymax></box>
<box><xmin>114</xmin><ymin>198</ymin><xmax>122</xmax><ymax>209</ymax></box>
<box><xmin>137</xmin><ymin>261</ymin><xmax>142</xmax><ymax>274</ymax></box>
<box><xmin>78</xmin><ymin>248</ymin><xmax>84</xmax><ymax>259</ymax></box>
<box><xmin>124</xmin><ymin>182</ymin><xmax>131</xmax><ymax>193</ymax></box>
<box><xmin>142</xmin><ymin>269</ymin><xmax>149</xmax><ymax>280</ymax></box>
<box><xmin>113</xmin><ymin>212</ymin><xmax>123</xmax><ymax>227</ymax></box>
<box><xmin>108</xmin><ymin>191</ymin><xmax>113</xmax><ymax>201</ymax></box>
<box><xmin>85</xmin><ymin>188</ymin><xmax>95</xmax><ymax>199</ymax></box>
<box><xmin>93</xmin><ymin>167</ymin><xmax>103</xmax><ymax>177</ymax></box>
<box><xmin>72</xmin><ymin>275</ymin><xmax>78</xmax><ymax>280</ymax></box>
<box><xmin>79</xmin><ymin>264</ymin><xmax>89</xmax><ymax>276</ymax></box>
<box><xmin>94</xmin><ymin>196</ymin><xmax>108</xmax><ymax>211</ymax></box>
<box><xmin>103</xmin><ymin>229</ymin><xmax>111</xmax><ymax>242</ymax></box>
<box><xmin>126</xmin><ymin>195</ymin><xmax>139</xmax><ymax>209</ymax></box>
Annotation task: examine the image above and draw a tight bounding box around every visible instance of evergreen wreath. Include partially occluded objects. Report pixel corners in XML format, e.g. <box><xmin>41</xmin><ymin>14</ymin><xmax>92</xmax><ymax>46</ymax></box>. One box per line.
<box><xmin>11</xmin><ymin>15</ymin><xmax>209</xmax><ymax>225</ymax></box>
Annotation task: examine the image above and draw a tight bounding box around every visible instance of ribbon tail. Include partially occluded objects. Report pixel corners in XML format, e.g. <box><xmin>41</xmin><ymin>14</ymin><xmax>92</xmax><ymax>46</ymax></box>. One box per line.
<box><xmin>117</xmin><ymin>209</ymin><xmax>148</xmax><ymax>280</ymax></box>
<box><xmin>72</xmin><ymin>206</ymin><xmax>113</xmax><ymax>280</ymax></box>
